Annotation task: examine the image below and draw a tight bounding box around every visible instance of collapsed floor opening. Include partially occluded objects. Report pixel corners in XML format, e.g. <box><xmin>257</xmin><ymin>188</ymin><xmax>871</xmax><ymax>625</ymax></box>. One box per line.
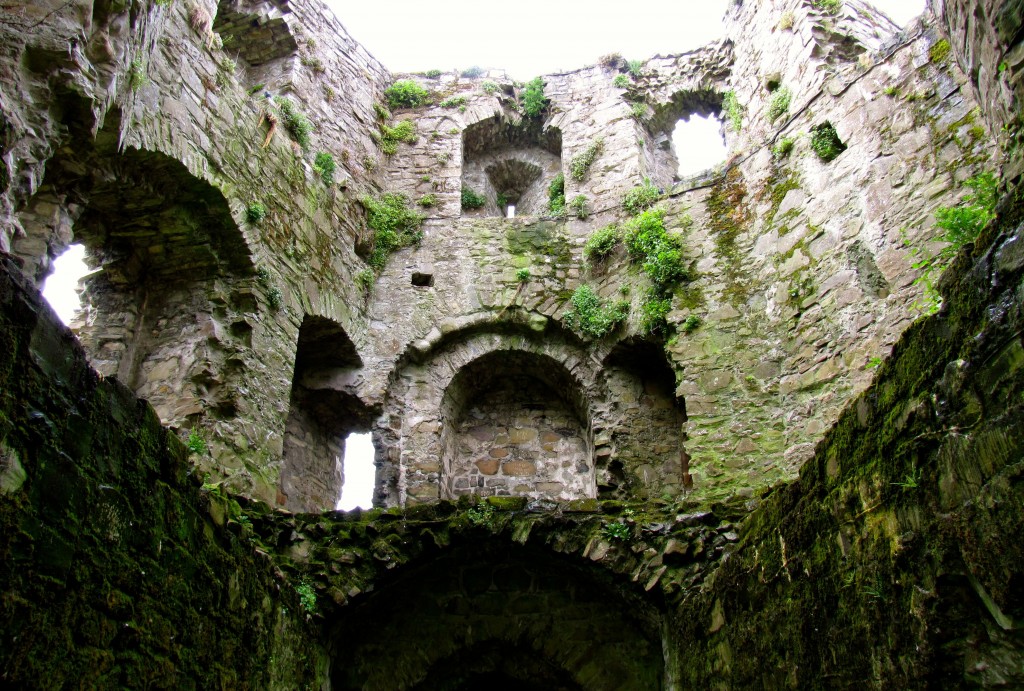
<box><xmin>330</xmin><ymin>542</ymin><xmax>664</xmax><ymax>690</ymax></box>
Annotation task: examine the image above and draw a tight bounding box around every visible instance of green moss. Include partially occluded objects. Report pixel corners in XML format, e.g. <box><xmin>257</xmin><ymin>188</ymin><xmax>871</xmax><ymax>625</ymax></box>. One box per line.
<box><xmin>570</xmin><ymin>138</ymin><xmax>604</xmax><ymax>182</ymax></box>
<box><xmin>810</xmin><ymin>121</ymin><xmax>847</xmax><ymax>162</ymax></box>
<box><xmin>767</xmin><ymin>86</ymin><xmax>792</xmax><ymax>123</ymax></box>
<box><xmin>763</xmin><ymin>170</ymin><xmax>801</xmax><ymax>230</ymax></box>
<box><xmin>929</xmin><ymin>39</ymin><xmax>951</xmax><ymax>63</ymax></box>
<box><xmin>706</xmin><ymin>168</ymin><xmax>752</xmax><ymax>305</ymax></box>
<box><xmin>485</xmin><ymin>496</ymin><xmax>528</xmax><ymax>510</ymax></box>
<box><xmin>359</xmin><ymin>193</ymin><xmax>425</xmax><ymax>271</ymax></box>
<box><xmin>375</xmin><ymin>120</ymin><xmax>417</xmax><ymax>155</ymax></box>
<box><xmin>722</xmin><ymin>91</ymin><xmax>743</xmax><ymax>132</ymax></box>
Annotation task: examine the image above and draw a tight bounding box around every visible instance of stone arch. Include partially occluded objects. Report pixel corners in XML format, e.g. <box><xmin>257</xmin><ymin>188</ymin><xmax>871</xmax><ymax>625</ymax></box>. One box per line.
<box><xmin>12</xmin><ymin>117</ymin><xmax>255</xmax><ymax>429</ymax></box>
<box><xmin>280</xmin><ymin>314</ymin><xmax>372</xmax><ymax>512</ymax></box>
<box><xmin>643</xmin><ymin>89</ymin><xmax>726</xmax><ymax>188</ymax></box>
<box><xmin>461</xmin><ymin>116</ymin><xmax>562</xmax><ymax>217</ymax></box>
<box><xmin>439</xmin><ymin>350</ymin><xmax>594</xmax><ymax>502</ymax></box>
<box><xmin>600</xmin><ymin>339</ymin><xmax>689</xmax><ymax>499</ymax></box>
<box><xmin>375</xmin><ymin>325</ymin><xmax>609</xmax><ymax>507</ymax></box>
<box><xmin>329</xmin><ymin>542</ymin><xmax>664</xmax><ymax>690</ymax></box>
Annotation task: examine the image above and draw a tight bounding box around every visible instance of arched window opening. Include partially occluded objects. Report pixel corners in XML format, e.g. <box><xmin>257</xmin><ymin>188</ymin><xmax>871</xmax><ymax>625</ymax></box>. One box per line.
<box><xmin>41</xmin><ymin>243</ymin><xmax>90</xmax><ymax>326</ymax></box>
<box><xmin>281</xmin><ymin>315</ymin><xmax>373</xmax><ymax>512</ymax></box>
<box><xmin>462</xmin><ymin>116</ymin><xmax>562</xmax><ymax>218</ymax></box>
<box><xmin>337</xmin><ymin>431</ymin><xmax>375</xmax><ymax>510</ymax></box>
<box><xmin>672</xmin><ymin>114</ymin><xmax>727</xmax><ymax>178</ymax></box>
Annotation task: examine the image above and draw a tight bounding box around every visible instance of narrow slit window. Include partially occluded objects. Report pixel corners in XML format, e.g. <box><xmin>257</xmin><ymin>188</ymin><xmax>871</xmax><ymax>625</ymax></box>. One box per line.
<box><xmin>337</xmin><ymin>432</ymin><xmax>375</xmax><ymax>510</ymax></box>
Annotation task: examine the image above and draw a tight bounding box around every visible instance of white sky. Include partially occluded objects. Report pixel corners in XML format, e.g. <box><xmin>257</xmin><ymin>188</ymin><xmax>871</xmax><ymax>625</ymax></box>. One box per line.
<box><xmin>326</xmin><ymin>1</ymin><xmax>926</xmax><ymax>79</ymax></box>
<box><xmin>42</xmin><ymin>0</ymin><xmax>927</xmax><ymax>511</ymax></box>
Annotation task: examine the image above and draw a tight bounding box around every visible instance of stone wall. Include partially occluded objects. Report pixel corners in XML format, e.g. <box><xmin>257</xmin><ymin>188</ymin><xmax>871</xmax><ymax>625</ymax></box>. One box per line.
<box><xmin>0</xmin><ymin>255</ymin><xmax>324</xmax><ymax>687</ymax></box>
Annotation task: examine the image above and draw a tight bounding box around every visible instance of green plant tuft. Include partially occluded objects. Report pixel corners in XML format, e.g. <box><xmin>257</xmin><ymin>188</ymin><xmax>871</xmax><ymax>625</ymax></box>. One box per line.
<box><xmin>384</xmin><ymin>79</ymin><xmax>430</xmax><ymax>109</ymax></box>
<box><xmin>622</xmin><ymin>179</ymin><xmax>661</xmax><ymax>215</ymax></box>
<box><xmin>613</xmin><ymin>74</ymin><xmax>630</xmax><ymax>88</ymax></box>
<box><xmin>772</xmin><ymin>136</ymin><xmax>795</xmax><ymax>159</ymax></box>
<box><xmin>681</xmin><ymin>314</ymin><xmax>702</xmax><ymax>333</ymax></box>
<box><xmin>186</xmin><ymin>429</ymin><xmax>207</xmax><ymax>455</ymax></box>
<box><xmin>778</xmin><ymin>10</ymin><xmax>795</xmax><ymax>30</ymax></box>
<box><xmin>460</xmin><ymin>66</ymin><xmax>485</xmax><ymax>78</ymax></box>
<box><xmin>360</xmin><ymin>193</ymin><xmax>425</xmax><ymax>270</ymax></box>
<box><xmin>466</xmin><ymin>502</ymin><xmax>495</xmax><ymax>526</ymax></box>
<box><xmin>460</xmin><ymin>186</ymin><xmax>486</xmax><ymax>210</ymax></box>
<box><xmin>376</xmin><ymin>120</ymin><xmax>417</xmax><ymax>155</ymax></box>
<box><xmin>417</xmin><ymin>193</ymin><xmax>437</xmax><ymax>208</ymax></box>
<box><xmin>481</xmin><ymin>80</ymin><xmax>500</xmax><ymax>94</ymax></box>
<box><xmin>630</xmin><ymin>102</ymin><xmax>647</xmax><ymax>119</ymax></box>
<box><xmin>564</xmin><ymin>285</ymin><xmax>629</xmax><ymax>339</ymax></box>
<box><xmin>521</xmin><ymin>77</ymin><xmax>549</xmax><ymax>117</ymax></box>
<box><xmin>722</xmin><ymin>91</ymin><xmax>743</xmax><ymax>131</ymax></box>
<box><xmin>603</xmin><ymin>521</ymin><xmax>631</xmax><ymax>541</ymax></box>
<box><xmin>767</xmin><ymin>86</ymin><xmax>791</xmax><ymax>122</ymax></box>
<box><xmin>295</xmin><ymin>582</ymin><xmax>317</xmax><ymax>614</ymax></box>
<box><xmin>548</xmin><ymin>174</ymin><xmax>566</xmax><ymax>216</ymax></box>
<box><xmin>439</xmin><ymin>95</ymin><xmax>468</xmax><ymax>109</ymax></box>
<box><xmin>584</xmin><ymin>224</ymin><xmax>620</xmax><ymax>262</ymax></box>
<box><xmin>626</xmin><ymin>59</ymin><xmax>644</xmax><ymax>77</ymax></box>
<box><xmin>623</xmin><ymin>209</ymin><xmax>693</xmax><ymax>295</ymax></box>
<box><xmin>569</xmin><ymin>194</ymin><xmax>589</xmax><ymax>219</ymax></box>
<box><xmin>810</xmin><ymin>121</ymin><xmax>847</xmax><ymax>161</ymax></box>
<box><xmin>373</xmin><ymin>102</ymin><xmax>392</xmax><ymax>121</ymax></box>
<box><xmin>313</xmin><ymin>152</ymin><xmax>336</xmax><ymax>185</ymax></box>
<box><xmin>129</xmin><ymin>57</ymin><xmax>147</xmax><ymax>92</ymax></box>
<box><xmin>356</xmin><ymin>269</ymin><xmax>375</xmax><ymax>293</ymax></box>
<box><xmin>424</xmin><ymin>69</ymin><xmax>442</xmax><ymax>78</ymax></box>
<box><xmin>812</xmin><ymin>0</ymin><xmax>841</xmax><ymax>14</ymax></box>
<box><xmin>641</xmin><ymin>294</ymin><xmax>672</xmax><ymax>336</ymax></box>
<box><xmin>275</xmin><ymin>97</ymin><xmax>313</xmax><ymax>150</ymax></box>
<box><xmin>905</xmin><ymin>171</ymin><xmax>997</xmax><ymax>314</ymax></box>
<box><xmin>516</xmin><ymin>268</ymin><xmax>531</xmax><ymax>282</ymax></box>
<box><xmin>246</xmin><ymin>202</ymin><xmax>267</xmax><ymax>224</ymax></box>
<box><xmin>570</xmin><ymin>138</ymin><xmax>604</xmax><ymax>182</ymax></box>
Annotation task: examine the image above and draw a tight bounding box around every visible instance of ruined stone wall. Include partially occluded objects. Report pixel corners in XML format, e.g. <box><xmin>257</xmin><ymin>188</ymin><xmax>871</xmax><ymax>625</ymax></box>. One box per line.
<box><xmin>0</xmin><ymin>256</ymin><xmax>325</xmax><ymax>687</ymax></box>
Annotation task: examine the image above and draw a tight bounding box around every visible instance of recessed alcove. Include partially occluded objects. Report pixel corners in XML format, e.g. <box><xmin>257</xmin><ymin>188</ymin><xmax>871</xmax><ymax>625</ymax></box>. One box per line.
<box><xmin>461</xmin><ymin>116</ymin><xmax>562</xmax><ymax>218</ymax></box>
<box><xmin>439</xmin><ymin>350</ymin><xmax>594</xmax><ymax>501</ymax></box>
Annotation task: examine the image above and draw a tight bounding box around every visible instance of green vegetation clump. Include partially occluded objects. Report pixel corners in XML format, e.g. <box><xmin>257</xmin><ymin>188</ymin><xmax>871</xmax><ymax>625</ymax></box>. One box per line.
<box><xmin>626</xmin><ymin>59</ymin><xmax>644</xmax><ymax>77</ymax></box>
<box><xmin>929</xmin><ymin>39</ymin><xmax>951</xmax><ymax>63</ymax></box>
<box><xmin>424</xmin><ymin>69</ymin><xmax>443</xmax><ymax>78</ymax></box>
<box><xmin>461</xmin><ymin>186</ymin><xmax>486</xmax><ymax>210</ymax></box>
<box><xmin>778</xmin><ymin>10</ymin><xmax>795</xmax><ymax>30</ymax></box>
<box><xmin>384</xmin><ymin>79</ymin><xmax>430</xmax><ymax>109</ymax></box>
<box><xmin>275</xmin><ymin>97</ymin><xmax>313</xmax><ymax>150</ymax></box>
<box><xmin>681</xmin><ymin>314</ymin><xmax>702</xmax><ymax>333</ymax></box>
<box><xmin>772</xmin><ymin>136</ymin><xmax>795</xmax><ymax>159</ymax></box>
<box><xmin>373</xmin><ymin>102</ymin><xmax>392</xmax><ymax>120</ymax></box>
<box><xmin>356</xmin><ymin>269</ymin><xmax>375</xmax><ymax>292</ymax></box>
<box><xmin>439</xmin><ymin>95</ymin><xmax>468</xmax><ymax>109</ymax></box>
<box><xmin>812</xmin><ymin>0</ymin><xmax>841</xmax><ymax>14</ymax></box>
<box><xmin>295</xmin><ymin>582</ymin><xmax>317</xmax><ymax>614</ymax></box>
<box><xmin>584</xmin><ymin>224</ymin><xmax>620</xmax><ymax>261</ymax></box>
<box><xmin>460</xmin><ymin>66</ymin><xmax>485</xmax><ymax>78</ymax></box>
<box><xmin>640</xmin><ymin>294</ymin><xmax>672</xmax><ymax>336</ymax></box>
<box><xmin>246</xmin><ymin>202</ymin><xmax>267</xmax><ymax>224</ymax></box>
<box><xmin>480</xmin><ymin>80</ymin><xmax>500</xmax><ymax>94</ymax></box>
<box><xmin>466</xmin><ymin>502</ymin><xmax>495</xmax><ymax>527</ymax></box>
<box><xmin>722</xmin><ymin>91</ymin><xmax>743</xmax><ymax>131</ymax></box>
<box><xmin>376</xmin><ymin>120</ymin><xmax>417</xmax><ymax>155</ymax></box>
<box><xmin>623</xmin><ymin>208</ymin><xmax>692</xmax><ymax>293</ymax></box>
<box><xmin>548</xmin><ymin>173</ymin><xmax>566</xmax><ymax>216</ymax></box>
<box><xmin>313</xmin><ymin>152</ymin><xmax>336</xmax><ymax>185</ymax></box>
<box><xmin>129</xmin><ymin>57</ymin><xmax>146</xmax><ymax>92</ymax></box>
<box><xmin>417</xmin><ymin>194</ymin><xmax>437</xmax><ymax>207</ymax></box>
<box><xmin>767</xmin><ymin>86</ymin><xmax>791</xmax><ymax>122</ymax></box>
<box><xmin>186</xmin><ymin>429</ymin><xmax>207</xmax><ymax>455</ymax></box>
<box><xmin>810</xmin><ymin>121</ymin><xmax>847</xmax><ymax>161</ymax></box>
<box><xmin>360</xmin><ymin>193</ymin><xmax>425</xmax><ymax>270</ymax></box>
<box><xmin>516</xmin><ymin>268</ymin><xmax>531</xmax><ymax>282</ymax></box>
<box><xmin>906</xmin><ymin>171</ymin><xmax>997</xmax><ymax>313</ymax></box>
<box><xmin>603</xmin><ymin>521</ymin><xmax>631</xmax><ymax>541</ymax></box>
<box><xmin>564</xmin><ymin>285</ymin><xmax>629</xmax><ymax>338</ymax></box>
<box><xmin>569</xmin><ymin>194</ymin><xmax>588</xmax><ymax>219</ymax></box>
<box><xmin>613</xmin><ymin>74</ymin><xmax>630</xmax><ymax>88</ymax></box>
<box><xmin>622</xmin><ymin>179</ymin><xmax>661</xmax><ymax>215</ymax></box>
<box><xmin>521</xmin><ymin>77</ymin><xmax>549</xmax><ymax>117</ymax></box>
<box><xmin>570</xmin><ymin>138</ymin><xmax>604</xmax><ymax>182</ymax></box>
<box><xmin>631</xmin><ymin>102</ymin><xmax>647</xmax><ymax>119</ymax></box>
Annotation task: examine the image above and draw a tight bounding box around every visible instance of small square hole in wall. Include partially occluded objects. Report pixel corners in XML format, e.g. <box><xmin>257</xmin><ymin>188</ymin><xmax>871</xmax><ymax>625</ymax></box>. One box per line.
<box><xmin>412</xmin><ymin>272</ymin><xmax>434</xmax><ymax>287</ymax></box>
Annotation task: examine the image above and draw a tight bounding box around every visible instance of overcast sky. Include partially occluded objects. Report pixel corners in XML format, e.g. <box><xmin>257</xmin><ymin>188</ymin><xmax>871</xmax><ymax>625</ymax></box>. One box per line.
<box><xmin>325</xmin><ymin>0</ymin><xmax>926</xmax><ymax>79</ymax></box>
